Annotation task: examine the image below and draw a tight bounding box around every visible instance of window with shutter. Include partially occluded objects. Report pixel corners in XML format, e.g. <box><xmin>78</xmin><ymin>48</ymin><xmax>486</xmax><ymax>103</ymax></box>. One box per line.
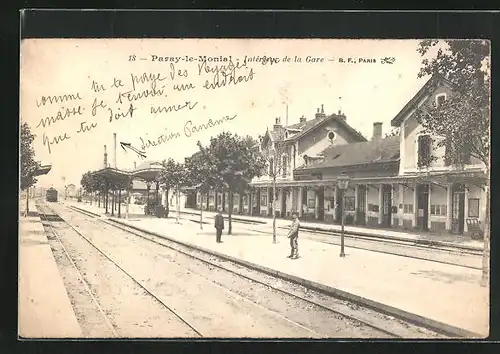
<box><xmin>417</xmin><ymin>135</ymin><xmax>432</xmax><ymax>167</ymax></box>
<box><xmin>458</xmin><ymin>143</ymin><xmax>472</xmax><ymax>165</ymax></box>
<box><xmin>444</xmin><ymin>138</ymin><xmax>453</xmax><ymax>166</ymax></box>
<box><xmin>282</xmin><ymin>155</ymin><xmax>287</xmax><ymax>177</ymax></box>
<box><xmin>445</xmin><ymin>138</ymin><xmax>472</xmax><ymax>166</ymax></box>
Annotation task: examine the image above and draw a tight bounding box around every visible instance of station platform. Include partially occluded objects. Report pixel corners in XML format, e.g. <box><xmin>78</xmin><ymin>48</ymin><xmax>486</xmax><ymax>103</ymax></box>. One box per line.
<box><xmin>177</xmin><ymin>207</ymin><xmax>485</xmax><ymax>251</ymax></box>
<box><xmin>66</xmin><ymin>200</ymin><xmax>489</xmax><ymax>337</ymax></box>
<box><xmin>18</xmin><ymin>201</ymin><xmax>82</xmax><ymax>338</ymax></box>
<box><xmin>75</xmin><ymin>200</ymin><xmax>484</xmax><ymax>251</ymax></box>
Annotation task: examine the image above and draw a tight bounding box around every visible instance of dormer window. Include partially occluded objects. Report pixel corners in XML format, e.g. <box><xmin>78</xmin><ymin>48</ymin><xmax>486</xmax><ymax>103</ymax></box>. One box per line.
<box><xmin>436</xmin><ymin>93</ymin><xmax>447</xmax><ymax>107</ymax></box>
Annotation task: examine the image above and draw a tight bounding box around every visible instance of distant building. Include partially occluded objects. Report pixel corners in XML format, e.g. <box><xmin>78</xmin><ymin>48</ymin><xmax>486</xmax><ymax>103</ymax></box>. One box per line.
<box><xmin>66</xmin><ymin>184</ymin><xmax>77</xmax><ymax>198</ymax></box>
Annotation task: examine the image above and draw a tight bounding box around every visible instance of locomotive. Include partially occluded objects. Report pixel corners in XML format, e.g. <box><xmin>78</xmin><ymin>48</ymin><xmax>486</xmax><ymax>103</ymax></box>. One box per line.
<box><xmin>45</xmin><ymin>188</ymin><xmax>58</xmax><ymax>202</ymax></box>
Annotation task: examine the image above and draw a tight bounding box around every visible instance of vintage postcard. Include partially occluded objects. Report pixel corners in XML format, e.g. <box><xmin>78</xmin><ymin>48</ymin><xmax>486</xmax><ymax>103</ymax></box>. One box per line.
<box><xmin>19</xmin><ymin>38</ymin><xmax>490</xmax><ymax>339</ymax></box>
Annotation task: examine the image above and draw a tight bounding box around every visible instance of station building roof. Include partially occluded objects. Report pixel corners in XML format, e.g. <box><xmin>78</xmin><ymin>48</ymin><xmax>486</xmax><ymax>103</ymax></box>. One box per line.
<box><xmin>296</xmin><ymin>135</ymin><xmax>400</xmax><ymax>173</ymax></box>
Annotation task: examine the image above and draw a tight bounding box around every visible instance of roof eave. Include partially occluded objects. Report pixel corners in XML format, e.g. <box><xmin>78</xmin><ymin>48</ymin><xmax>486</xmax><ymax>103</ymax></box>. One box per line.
<box><xmin>294</xmin><ymin>159</ymin><xmax>400</xmax><ymax>173</ymax></box>
<box><xmin>390</xmin><ymin>74</ymin><xmax>457</xmax><ymax>127</ymax></box>
<box><xmin>287</xmin><ymin>115</ymin><xmax>348</xmax><ymax>142</ymax></box>
<box><xmin>335</xmin><ymin>117</ymin><xmax>367</xmax><ymax>142</ymax></box>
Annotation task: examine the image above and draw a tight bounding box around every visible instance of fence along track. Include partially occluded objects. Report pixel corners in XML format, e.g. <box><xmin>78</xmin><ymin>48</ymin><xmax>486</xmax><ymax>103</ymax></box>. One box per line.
<box><xmin>38</xmin><ymin>201</ymin><xmax>203</xmax><ymax>338</ymax></box>
<box><xmin>65</xmin><ymin>204</ymin><xmax>452</xmax><ymax>338</ymax></box>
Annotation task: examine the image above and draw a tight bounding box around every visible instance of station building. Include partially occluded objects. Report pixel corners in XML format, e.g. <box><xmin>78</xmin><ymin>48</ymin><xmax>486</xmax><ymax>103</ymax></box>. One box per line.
<box><xmin>188</xmin><ymin>75</ymin><xmax>488</xmax><ymax>235</ymax></box>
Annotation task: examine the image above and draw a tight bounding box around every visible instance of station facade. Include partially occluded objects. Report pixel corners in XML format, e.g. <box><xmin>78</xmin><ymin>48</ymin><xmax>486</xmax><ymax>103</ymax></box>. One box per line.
<box><xmin>188</xmin><ymin>75</ymin><xmax>488</xmax><ymax>235</ymax></box>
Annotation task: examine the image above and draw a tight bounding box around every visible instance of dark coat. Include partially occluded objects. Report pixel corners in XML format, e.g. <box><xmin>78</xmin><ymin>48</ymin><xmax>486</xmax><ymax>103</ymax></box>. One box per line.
<box><xmin>214</xmin><ymin>214</ymin><xmax>224</xmax><ymax>230</ymax></box>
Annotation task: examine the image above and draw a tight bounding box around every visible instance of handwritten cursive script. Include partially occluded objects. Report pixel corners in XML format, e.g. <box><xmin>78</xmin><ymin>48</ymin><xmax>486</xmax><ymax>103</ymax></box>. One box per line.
<box><xmin>184</xmin><ymin>114</ymin><xmax>237</xmax><ymax>137</ymax></box>
<box><xmin>139</xmin><ymin>130</ymin><xmax>182</xmax><ymax>150</ymax></box>
<box><xmin>42</xmin><ymin>132</ymin><xmax>71</xmax><ymax>154</ymax></box>
<box><xmin>36</xmin><ymin>105</ymin><xmax>84</xmax><ymax>129</ymax></box>
<box><xmin>201</xmin><ymin>61</ymin><xmax>255</xmax><ymax>90</ymax></box>
<box><xmin>150</xmin><ymin>101</ymin><xmax>198</xmax><ymax>115</ymax></box>
<box><xmin>36</xmin><ymin>93</ymin><xmax>82</xmax><ymax>107</ymax></box>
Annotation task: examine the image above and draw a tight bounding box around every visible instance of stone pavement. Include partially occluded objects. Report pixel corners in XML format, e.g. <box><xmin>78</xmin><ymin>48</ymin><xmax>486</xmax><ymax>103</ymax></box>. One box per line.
<box><xmin>18</xmin><ymin>201</ymin><xmax>82</xmax><ymax>338</ymax></box>
<box><xmin>68</xmin><ymin>201</ymin><xmax>489</xmax><ymax>337</ymax></box>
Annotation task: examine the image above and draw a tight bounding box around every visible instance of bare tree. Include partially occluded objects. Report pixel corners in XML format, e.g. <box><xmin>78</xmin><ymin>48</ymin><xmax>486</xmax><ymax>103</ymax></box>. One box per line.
<box><xmin>261</xmin><ymin>131</ymin><xmax>287</xmax><ymax>244</ymax></box>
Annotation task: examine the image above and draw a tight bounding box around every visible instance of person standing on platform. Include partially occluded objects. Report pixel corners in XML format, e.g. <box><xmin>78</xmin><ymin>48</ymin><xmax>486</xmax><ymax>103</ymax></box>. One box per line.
<box><xmin>302</xmin><ymin>204</ymin><xmax>308</xmax><ymax>220</ymax></box>
<box><xmin>214</xmin><ymin>207</ymin><xmax>225</xmax><ymax>243</ymax></box>
<box><xmin>287</xmin><ymin>212</ymin><xmax>300</xmax><ymax>259</ymax></box>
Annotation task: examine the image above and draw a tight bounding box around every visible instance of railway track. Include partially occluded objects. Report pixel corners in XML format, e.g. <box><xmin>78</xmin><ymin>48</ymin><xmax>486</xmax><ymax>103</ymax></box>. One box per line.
<box><xmin>37</xmin><ymin>201</ymin><xmax>203</xmax><ymax>338</ymax></box>
<box><xmin>59</xmin><ymin>202</ymin><xmax>452</xmax><ymax>339</ymax></box>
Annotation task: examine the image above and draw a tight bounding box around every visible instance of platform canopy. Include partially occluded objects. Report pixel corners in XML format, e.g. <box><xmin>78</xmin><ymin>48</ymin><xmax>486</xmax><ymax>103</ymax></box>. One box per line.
<box><xmin>91</xmin><ymin>167</ymin><xmax>132</xmax><ymax>186</ymax></box>
<box><xmin>133</xmin><ymin>160</ymin><xmax>163</xmax><ymax>182</ymax></box>
<box><xmin>401</xmin><ymin>169</ymin><xmax>488</xmax><ymax>187</ymax></box>
<box><xmin>249</xmin><ymin>169</ymin><xmax>488</xmax><ymax>189</ymax></box>
<box><xmin>90</xmin><ymin>161</ymin><xmax>165</xmax><ymax>189</ymax></box>
<box><xmin>33</xmin><ymin>164</ymin><xmax>52</xmax><ymax>177</ymax></box>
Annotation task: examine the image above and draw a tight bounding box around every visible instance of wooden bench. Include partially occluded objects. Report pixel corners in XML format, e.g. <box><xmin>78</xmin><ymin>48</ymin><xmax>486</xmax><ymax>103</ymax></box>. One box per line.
<box><xmin>466</xmin><ymin>219</ymin><xmax>483</xmax><ymax>240</ymax></box>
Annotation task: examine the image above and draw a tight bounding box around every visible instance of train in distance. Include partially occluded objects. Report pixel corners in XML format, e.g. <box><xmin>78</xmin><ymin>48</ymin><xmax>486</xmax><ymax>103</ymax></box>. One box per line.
<box><xmin>46</xmin><ymin>187</ymin><xmax>58</xmax><ymax>202</ymax></box>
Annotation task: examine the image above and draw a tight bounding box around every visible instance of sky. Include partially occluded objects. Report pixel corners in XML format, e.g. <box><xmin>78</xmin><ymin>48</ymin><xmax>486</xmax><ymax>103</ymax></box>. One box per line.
<box><xmin>20</xmin><ymin>38</ymin><xmax>436</xmax><ymax>189</ymax></box>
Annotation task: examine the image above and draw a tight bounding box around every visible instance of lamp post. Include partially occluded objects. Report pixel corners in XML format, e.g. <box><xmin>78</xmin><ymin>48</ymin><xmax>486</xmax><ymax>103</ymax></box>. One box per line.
<box><xmin>337</xmin><ymin>173</ymin><xmax>350</xmax><ymax>257</ymax></box>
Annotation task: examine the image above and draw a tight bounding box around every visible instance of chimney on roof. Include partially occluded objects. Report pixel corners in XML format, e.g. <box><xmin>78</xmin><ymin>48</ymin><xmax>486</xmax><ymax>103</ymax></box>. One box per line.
<box><xmin>273</xmin><ymin>117</ymin><xmax>282</xmax><ymax>131</ymax></box>
<box><xmin>372</xmin><ymin>122</ymin><xmax>383</xmax><ymax>141</ymax></box>
<box><xmin>103</xmin><ymin>145</ymin><xmax>108</xmax><ymax>169</ymax></box>
<box><xmin>299</xmin><ymin>115</ymin><xmax>307</xmax><ymax>123</ymax></box>
<box><xmin>315</xmin><ymin>105</ymin><xmax>326</xmax><ymax>119</ymax></box>
<box><xmin>338</xmin><ymin>109</ymin><xmax>346</xmax><ymax>121</ymax></box>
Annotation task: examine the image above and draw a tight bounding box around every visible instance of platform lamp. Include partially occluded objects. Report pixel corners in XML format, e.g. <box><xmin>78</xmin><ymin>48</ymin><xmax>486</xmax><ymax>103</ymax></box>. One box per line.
<box><xmin>337</xmin><ymin>172</ymin><xmax>350</xmax><ymax>257</ymax></box>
